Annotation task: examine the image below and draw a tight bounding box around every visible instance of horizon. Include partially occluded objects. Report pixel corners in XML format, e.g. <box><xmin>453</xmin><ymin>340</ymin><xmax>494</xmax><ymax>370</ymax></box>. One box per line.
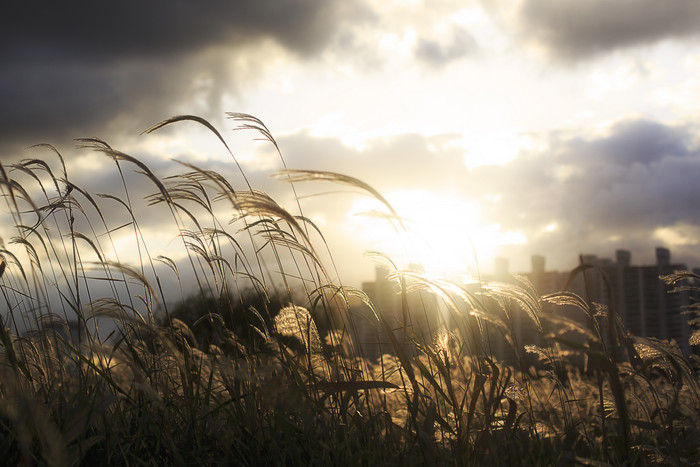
<box><xmin>359</xmin><ymin>244</ymin><xmax>698</xmax><ymax>287</ymax></box>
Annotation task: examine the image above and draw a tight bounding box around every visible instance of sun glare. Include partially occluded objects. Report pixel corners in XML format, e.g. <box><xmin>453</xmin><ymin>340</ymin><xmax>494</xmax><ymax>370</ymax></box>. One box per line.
<box><xmin>459</xmin><ymin>130</ymin><xmax>531</xmax><ymax>169</ymax></box>
<box><xmin>347</xmin><ymin>189</ymin><xmax>515</xmax><ymax>279</ymax></box>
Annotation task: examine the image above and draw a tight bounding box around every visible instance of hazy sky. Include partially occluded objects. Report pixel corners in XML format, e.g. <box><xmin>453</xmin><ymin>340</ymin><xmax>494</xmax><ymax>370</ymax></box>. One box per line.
<box><xmin>3</xmin><ymin>0</ymin><xmax>700</xmax><ymax>287</ymax></box>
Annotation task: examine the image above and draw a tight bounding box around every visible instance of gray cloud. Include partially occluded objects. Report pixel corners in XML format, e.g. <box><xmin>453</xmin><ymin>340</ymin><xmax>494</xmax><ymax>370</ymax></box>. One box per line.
<box><xmin>512</xmin><ymin>0</ymin><xmax>700</xmax><ymax>61</ymax></box>
<box><xmin>165</xmin><ymin>120</ymin><xmax>700</xmax><ymax>272</ymax></box>
<box><xmin>415</xmin><ymin>26</ymin><xmax>477</xmax><ymax>67</ymax></box>
<box><xmin>261</xmin><ymin>120</ymin><xmax>700</xmax><ymax>265</ymax></box>
<box><xmin>0</xmin><ymin>59</ymin><xmax>181</xmax><ymax>146</ymax></box>
<box><xmin>0</xmin><ymin>1</ymin><xmax>371</xmax><ymax>155</ymax></box>
<box><xmin>1</xmin><ymin>2</ymin><xmax>362</xmax><ymax>64</ymax></box>
<box><xmin>14</xmin><ymin>114</ymin><xmax>700</xmax><ymax>283</ymax></box>
<box><xmin>264</xmin><ymin>130</ymin><xmax>468</xmax><ymax>193</ymax></box>
<box><xmin>553</xmin><ymin>120</ymin><xmax>700</xmax><ymax>227</ymax></box>
<box><xmin>467</xmin><ymin>118</ymin><xmax>700</xmax><ymax>270</ymax></box>
<box><xmin>563</xmin><ymin>120</ymin><xmax>693</xmax><ymax>167</ymax></box>
<box><xmin>250</xmin><ymin>119</ymin><xmax>700</xmax><ymax>271</ymax></box>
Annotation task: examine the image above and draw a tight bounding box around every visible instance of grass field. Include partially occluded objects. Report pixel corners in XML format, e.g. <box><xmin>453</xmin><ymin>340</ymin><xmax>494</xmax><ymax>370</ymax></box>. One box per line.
<box><xmin>0</xmin><ymin>115</ymin><xmax>698</xmax><ymax>466</ymax></box>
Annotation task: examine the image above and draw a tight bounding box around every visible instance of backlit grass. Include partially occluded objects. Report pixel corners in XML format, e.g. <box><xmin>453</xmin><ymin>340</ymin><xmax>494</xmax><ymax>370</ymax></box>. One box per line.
<box><xmin>0</xmin><ymin>115</ymin><xmax>698</xmax><ymax>465</ymax></box>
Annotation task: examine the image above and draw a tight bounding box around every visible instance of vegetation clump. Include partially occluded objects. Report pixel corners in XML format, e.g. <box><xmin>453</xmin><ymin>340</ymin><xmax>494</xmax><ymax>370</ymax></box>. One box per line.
<box><xmin>0</xmin><ymin>115</ymin><xmax>698</xmax><ymax>465</ymax></box>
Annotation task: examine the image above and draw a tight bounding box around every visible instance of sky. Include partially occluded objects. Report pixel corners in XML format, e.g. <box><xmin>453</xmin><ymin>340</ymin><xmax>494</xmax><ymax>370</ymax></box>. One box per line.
<box><xmin>3</xmin><ymin>0</ymin><xmax>700</xmax><ymax>290</ymax></box>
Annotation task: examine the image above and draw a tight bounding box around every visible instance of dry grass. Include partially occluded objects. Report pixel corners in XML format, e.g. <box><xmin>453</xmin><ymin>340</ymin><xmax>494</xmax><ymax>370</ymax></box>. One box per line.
<box><xmin>0</xmin><ymin>115</ymin><xmax>698</xmax><ymax>465</ymax></box>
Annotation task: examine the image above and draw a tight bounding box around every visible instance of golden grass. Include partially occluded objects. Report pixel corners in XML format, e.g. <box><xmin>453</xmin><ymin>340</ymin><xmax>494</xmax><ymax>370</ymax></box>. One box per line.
<box><xmin>0</xmin><ymin>115</ymin><xmax>697</xmax><ymax>465</ymax></box>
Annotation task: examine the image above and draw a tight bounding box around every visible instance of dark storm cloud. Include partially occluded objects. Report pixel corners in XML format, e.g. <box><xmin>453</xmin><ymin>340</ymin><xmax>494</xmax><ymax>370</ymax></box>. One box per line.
<box><xmin>513</xmin><ymin>0</ymin><xmax>700</xmax><ymax>61</ymax></box>
<box><xmin>0</xmin><ymin>1</ymin><xmax>370</xmax><ymax>154</ymax></box>
<box><xmin>1</xmin><ymin>2</ymin><xmax>358</xmax><ymax>63</ymax></box>
<box><xmin>414</xmin><ymin>26</ymin><xmax>477</xmax><ymax>67</ymax></box>
<box><xmin>0</xmin><ymin>59</ymin><xmax>182</xmax><ymax>143</ymax></box>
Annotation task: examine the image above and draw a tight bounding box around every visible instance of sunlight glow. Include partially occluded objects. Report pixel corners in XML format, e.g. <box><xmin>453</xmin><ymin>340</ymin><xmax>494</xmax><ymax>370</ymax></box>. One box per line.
<box><xmin>378</xmin><ymin>31</ymin><xmax>416</xmax><ymax>57</ymax></box>
<box><xmin>67</xmin><ymin>153</ymin><xmax>111</xmax><ymax>173</ymax></box>
<box><xmin>588</xmin><ymin>63</ymin><xmax>643</xmax><ymax>100</ymax></box>
<box><xmin>653</xmin><ymin>224</ymin><xmax>700</xmax><ymax>246</ymax></box>
<box><xmin>346</xmin><ymin>189</ymin><xmax>521</xmax><ymax>278</ymax></box>
<box><xmin>108</xmin><ymin>228</ymin><xmax>186</xmax><ymax>265</ymax></box>
<box><xmin>461</xmin><ymin>130</ymin><xmax>528</xmax><ymax>169</ymax></box>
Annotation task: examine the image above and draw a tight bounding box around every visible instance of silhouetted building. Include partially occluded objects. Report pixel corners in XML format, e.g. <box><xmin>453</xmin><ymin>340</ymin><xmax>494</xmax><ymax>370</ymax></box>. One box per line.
<box><xmin>517</xmin><ymin>248</ymin><xmax>696</xmax><ymax>356</ymax></box>
<box><xmin>579</xmin><ymin>248</ymin><xmax>694</xmax><ymax>355</ymax></box>
<box><xmin>656</xmin><ymin>247</ymin><xmax>671</xmax><ymax>267</ymax></box>
<box><xmin>616</xmin><ymin>249</ymin><xmax>631</xmax><ymax>267</ymax></box>
<box><xmin>355</xmin><ymin>247</ymin><xmax>698</xmax><ymax>362</ymax></box>
<box><xmin>358</xmin><ymin>265</ymin><xmax>440</xmax><ymax>359</ymax></box>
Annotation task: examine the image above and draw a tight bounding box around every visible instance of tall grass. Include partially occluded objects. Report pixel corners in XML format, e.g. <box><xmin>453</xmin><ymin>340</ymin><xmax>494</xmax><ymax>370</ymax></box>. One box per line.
<box><xmin>0</xmin><ymin>115</ymin><xmax>698</xmax><ymax>465</ymax></box>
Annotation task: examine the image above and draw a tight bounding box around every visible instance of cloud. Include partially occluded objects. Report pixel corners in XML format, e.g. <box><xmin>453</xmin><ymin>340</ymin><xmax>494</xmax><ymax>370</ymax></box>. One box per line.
<box><xmin>563</xmin><ymin>120</ymin><xmax>693</xmax><ymax>167</ymax></box>
<box><xmin>1</xmin><ymin>2</ymin><xmax>364</xmax><ymax>64</ymax></box>
<box><xmin>549</xmin><ymin>119</ymin><xmax>700</xmax><ymax>234</ymax></box>
<box><xmin>509</xmin><ymin>0</ymin><xmax>700</xmax><ymax>61</ymax></box>
<box><xmin>17</xmin><ymin>115</ymin><xmax>700</xmax><ymax>284</ymax></box>
<box><xmin>0</xmin><ymin>1</ymin><xmax>371</xmax><ymax>155</ymax></box>
<box><xmin>415</xmin><ymin>25</ymin><xmax>477</xmax><ymax>67</ymax></box>
<box><xmin>256</xmin><ymin>119</ymin><xmax>700</xmax><ymax>269</ymax></box>
<box><xmin>266</xmin><ymin>130</ymin><xmax>469</xmax><ymax>191</ymax></box>
<box><xmin>0</xmin><ymin>59</ymin><xmax>188</xmax><ymax>146</ymax></box>
<box><xmin>466</xmin><ymin>117</ymin><xmax>700</xmax><ymax>269</ymax></box>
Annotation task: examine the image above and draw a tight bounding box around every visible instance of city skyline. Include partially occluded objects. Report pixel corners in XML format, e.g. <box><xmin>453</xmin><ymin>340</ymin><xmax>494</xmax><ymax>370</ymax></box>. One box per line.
<box><xmin>358</xmin><ymin>245</ymin><xmax>697</xmax><ymax>359</ymax></box>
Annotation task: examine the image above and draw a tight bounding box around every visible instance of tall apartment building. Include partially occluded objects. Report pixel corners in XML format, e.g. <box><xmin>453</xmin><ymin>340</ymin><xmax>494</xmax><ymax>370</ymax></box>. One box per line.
<box><xmin>497</xmin><ymin>247</ymin><xmax>697</xmax><ymax>357</ymax></box>
<box><xmin>579</xmin><ymin>247</ymin><xmax>695</xmax><ymax>356</ymax></box>
<box><xmin>489</xmin><ymin>255</ymin><xmax>566</xmax><ymax>364</ymax></box>
<box><xmin>356</xmin><ymin>265</ymin><xmax>440</xmax><ymax>360</ymax></box>
<box><xmin>354</xmin><ymin>248</ymin><xmax>697</xmax><ymax>362</ymax></box>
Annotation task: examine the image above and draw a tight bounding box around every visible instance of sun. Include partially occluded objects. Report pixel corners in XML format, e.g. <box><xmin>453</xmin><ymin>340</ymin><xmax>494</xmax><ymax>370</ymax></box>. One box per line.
<box><xmin>346</xmin><ymin>189</ymin><xmax>519</xmax><ymax>280</ymax></box>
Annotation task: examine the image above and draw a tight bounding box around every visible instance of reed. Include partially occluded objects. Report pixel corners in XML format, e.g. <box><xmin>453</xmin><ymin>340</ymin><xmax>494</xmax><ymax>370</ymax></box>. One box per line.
<box><xmin>0</xmin><ymin>115</ymin><xmax>697</xmax><ymax>465</ymax></box>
